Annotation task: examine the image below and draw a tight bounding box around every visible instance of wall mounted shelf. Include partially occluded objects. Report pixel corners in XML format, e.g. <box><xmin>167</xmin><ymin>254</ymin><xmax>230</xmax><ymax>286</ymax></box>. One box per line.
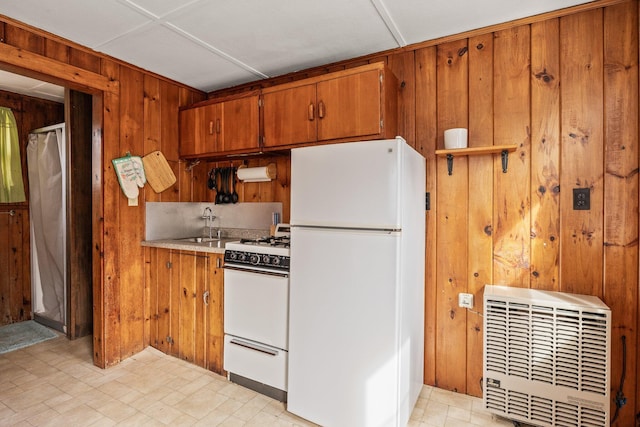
<box><xmin>435</xmin><ymin>144</ymin><xmax>518</xmax><ymax>175</ymax></box>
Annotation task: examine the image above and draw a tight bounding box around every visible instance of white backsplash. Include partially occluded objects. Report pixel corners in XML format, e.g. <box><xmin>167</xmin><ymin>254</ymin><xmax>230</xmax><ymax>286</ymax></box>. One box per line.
<box><xmin>145</xmin><ymin>202</ymin><xmax>282</xmax><ymax>240</ymax></box>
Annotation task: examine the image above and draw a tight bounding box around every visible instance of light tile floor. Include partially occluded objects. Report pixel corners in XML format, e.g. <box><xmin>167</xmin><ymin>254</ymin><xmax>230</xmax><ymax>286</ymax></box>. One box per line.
<box><xmin>0</xmin><ymin>331</ymin><xmax>517</xmax><ymax>426</ymax></box>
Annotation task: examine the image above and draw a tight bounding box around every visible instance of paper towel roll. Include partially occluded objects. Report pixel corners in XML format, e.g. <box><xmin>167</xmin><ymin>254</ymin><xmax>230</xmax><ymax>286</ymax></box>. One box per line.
<box><xmin>236</xmin><ymin>163</ymin><xmax>277</xmax><ymax>182</ymax></box>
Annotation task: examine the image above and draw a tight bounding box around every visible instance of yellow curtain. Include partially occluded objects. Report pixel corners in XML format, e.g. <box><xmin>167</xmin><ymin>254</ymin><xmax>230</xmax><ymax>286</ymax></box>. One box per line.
<box><xmin>0</xmin><ymin>107</ymin><xmax>26</xmax><ymax>203</ymax></box>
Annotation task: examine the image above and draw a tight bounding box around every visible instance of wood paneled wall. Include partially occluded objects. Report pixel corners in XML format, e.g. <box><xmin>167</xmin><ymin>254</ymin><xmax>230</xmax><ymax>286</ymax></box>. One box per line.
<box><xmin>0</xmin><ymin>90</ymin><xmax>64</xmax><ymax>326</ymax></box>
<box><xmin>1</xmin><ymin>1</ymin><xmax>638</xmax><ymax>424</ymax></box>
<box><xmin>0</xmin><ymin>16</ymin><xmax>292</xmax><ymax>368</ymax></box>
<box><xmin>208</xmin><ymin>1</ymin><xmax>639</xmax><ymax>423</ymax></box>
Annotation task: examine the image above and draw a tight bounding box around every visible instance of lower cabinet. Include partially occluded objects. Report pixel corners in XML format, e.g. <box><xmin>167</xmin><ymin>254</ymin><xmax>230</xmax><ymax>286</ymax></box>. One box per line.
<box><xmin>147</xmin><ymin>248</ymin><xmax>224</xmax><ymax>375</ymax></box>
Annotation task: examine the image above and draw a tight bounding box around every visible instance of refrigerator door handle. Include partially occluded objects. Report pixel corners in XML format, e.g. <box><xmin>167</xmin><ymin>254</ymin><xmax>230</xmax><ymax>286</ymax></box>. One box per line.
<box><xmin>229</xmin><ymin>338</ymin><xmax>279</xmax><ymax>356</ymax></box>
<box><xmin>291</xmin><ymin>224</ymin><xmax>401</xmax><ymax>233</ymax></box>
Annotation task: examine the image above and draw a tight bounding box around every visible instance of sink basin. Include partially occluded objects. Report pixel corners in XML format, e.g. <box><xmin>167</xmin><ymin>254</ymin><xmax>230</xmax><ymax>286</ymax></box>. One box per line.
<box><xmin>179</xmin><ymin>237</ymin><xmax>220</xmax><ymax>243</ymax></box>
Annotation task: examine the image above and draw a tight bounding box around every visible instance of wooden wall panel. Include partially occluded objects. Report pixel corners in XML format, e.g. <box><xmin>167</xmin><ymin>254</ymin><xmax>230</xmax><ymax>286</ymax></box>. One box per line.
<box><xmin>0</xmin><ymin>214</ymin><xmax>10</xmax><ymax>323</ymax></box>
<box><xmin>388</xmin><ymin>51</ymin><xmax>416</xmax><ymax>147</ymax></box>
<box><xmin>435</xmin><ymin>39</ymin><xmax>469</xmax><ymax>392</ymax></box>
<box><xmin>67</xmin><ymin>89</ymin><xmax>94</xmax><ymax>339</ymax></box>
<box><xmin>118</xmin><ymin>66</ymin><xmax>146</xmax><ymax>359</ymax></box>
<box><xmin>560</xmin><ymin>10</ymin><xmax>605</xmax><ymax>297</ymax></box>
<box><xmin>530</xmin><ymin>19</ymin><xmax>561</xmax><ymax>291</ymax></box>
<box><xmin>492</xmin><ymin>26</ymin><xmax>531</xmax><ymax>288</ymax></box>
<box><xmin>603</xmin><ymin>2</ymin><xmax>639</xmax><ymax>425</ymax></box>
<box><xmin>466</xmin><ymin>32</ymin><xmax>494</xmax><ymax>397</ymax></box>
<box><xmin>143</xmin><ymin>76</ymin><xmax>162</xmax><ymax>204</ymax></box>
<box><xmin>97</xmin><ymin>58</ymin><xmax>122</xmax><ymax>367</ymax></box>
<box><xmin>414</xmin><ymin>46</ymin><xmax>437</xmax><ymax>385</ymax></box>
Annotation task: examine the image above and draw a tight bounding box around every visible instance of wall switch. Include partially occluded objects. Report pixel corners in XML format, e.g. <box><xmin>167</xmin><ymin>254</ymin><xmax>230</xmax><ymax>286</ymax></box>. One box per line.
<box><xmin>458</xmin><ymin>293</ymin><xmax>474</xmax><ymax>309</ymax></box>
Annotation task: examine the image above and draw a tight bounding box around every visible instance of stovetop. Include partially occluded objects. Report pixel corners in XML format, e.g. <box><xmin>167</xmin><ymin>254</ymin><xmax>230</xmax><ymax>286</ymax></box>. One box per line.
<box><xmin>224</xmin><ymin>224</ymin><xmax>290</xmax><ymax>271</ymax></box>
<box><xmin>239</xmin><ymin>235</ymin><xmax>290</xmax><ymax>248</ymax></box>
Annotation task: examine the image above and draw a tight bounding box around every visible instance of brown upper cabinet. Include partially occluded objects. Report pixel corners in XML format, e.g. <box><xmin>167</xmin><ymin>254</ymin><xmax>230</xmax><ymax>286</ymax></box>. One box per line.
<box><xmin>261</xmin><ymin>62</ymin><xmax>398</xmax><ymax>149</ymax></box>
<box><xmin>178</xmin><ymin>63</ymin><xmax>398</xmax><ymax>159</ymax></box>
<box><xmin>179</xmin><ymin>93</ymin><xmax>260</xmax><ymax>158</ymax></box>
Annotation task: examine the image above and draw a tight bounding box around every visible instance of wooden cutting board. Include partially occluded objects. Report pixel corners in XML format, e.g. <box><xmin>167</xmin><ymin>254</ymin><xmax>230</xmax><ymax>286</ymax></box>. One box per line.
<box><xmin>142</xmin><ymin>151</ymin><xmax>176</xmax><ymax>193</ymax></box>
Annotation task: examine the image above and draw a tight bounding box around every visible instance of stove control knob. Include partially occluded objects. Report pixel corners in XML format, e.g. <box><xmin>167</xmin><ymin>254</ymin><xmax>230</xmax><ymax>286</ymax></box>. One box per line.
<box><xmin>238</xmin><ymin>253</ymin><xmax>246</xmax><ymax>262</ymax></box>
<box><xmin>250</xmin><ymin>254</ymin><xmax>260</xmax><ymax>265</ymax></box>
<box><xmin>228</xmin><ymin>251</ymin><xmax>237</xmax><ymax>260</ymax></box>
<box><xmin>272</xmin><ymin>257</ymin><xmax>281</xmax><ymax>265</ymax></box>
<box><xmin>262</xmin><ymin>255</ymin><xmax>270</xmax><ymax>264</ymax></box>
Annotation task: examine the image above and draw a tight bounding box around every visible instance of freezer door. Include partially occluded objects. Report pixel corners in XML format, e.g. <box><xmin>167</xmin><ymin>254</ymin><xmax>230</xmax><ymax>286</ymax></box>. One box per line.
<box><xmin>291</xmin><ymin>138</ymin><xmax>407</xmax><ymax>229</ymax></box>
<box><xmin>287</xmin><ymin>227</ymin><xmax>403</xmax><ymax>426</ymax></box>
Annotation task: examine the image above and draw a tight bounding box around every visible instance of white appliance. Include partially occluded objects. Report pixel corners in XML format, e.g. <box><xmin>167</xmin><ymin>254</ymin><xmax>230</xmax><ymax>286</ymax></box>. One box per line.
<box><xmin>223</xmin><ymin>226</ymin><xmax>291</xmax><ymax>402</ymax></box>
<box><xmin>287</xmin><ymin>137</ymin><xmax>425</xmax><ymax>427</ymax></box>
<box><xmin>483</xmin><ymin>285</ymin><xmax>611</xmax><ymax>427</ymax></box>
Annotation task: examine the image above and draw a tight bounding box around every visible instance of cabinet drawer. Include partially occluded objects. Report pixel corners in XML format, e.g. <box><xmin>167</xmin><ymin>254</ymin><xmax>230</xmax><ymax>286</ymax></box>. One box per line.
<box><xmin>224</xmin><ymin>335</ymin><xmax>288</xmax><ymax>391</ymax></box>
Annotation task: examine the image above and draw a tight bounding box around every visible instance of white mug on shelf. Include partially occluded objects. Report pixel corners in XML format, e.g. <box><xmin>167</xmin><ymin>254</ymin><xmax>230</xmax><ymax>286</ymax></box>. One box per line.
<box><xmin>444</xmin><ymin>128</ymin><xmax>468</xmax><ymax>149</ymax></box>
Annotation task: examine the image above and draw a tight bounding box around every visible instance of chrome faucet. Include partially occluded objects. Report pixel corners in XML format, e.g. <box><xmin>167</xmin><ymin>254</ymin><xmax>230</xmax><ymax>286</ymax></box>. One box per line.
<box><xmin>201</xmin><ymin>207</ymin><xmax>217</xmax><ymax>239</ymax></box>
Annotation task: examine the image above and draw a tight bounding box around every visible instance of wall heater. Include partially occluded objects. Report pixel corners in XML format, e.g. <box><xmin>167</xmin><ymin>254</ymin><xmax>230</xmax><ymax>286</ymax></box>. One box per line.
<box><xmin>483</xmin><ymin>285</ymin><xmax>611</xmax><ymax>427</ymax></box>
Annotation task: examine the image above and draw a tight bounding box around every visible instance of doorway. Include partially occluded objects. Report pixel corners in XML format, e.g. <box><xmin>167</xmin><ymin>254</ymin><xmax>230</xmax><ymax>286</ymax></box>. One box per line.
<box><xmin>0</xmin><ymin>73</ymin><xmax>94</xmax><ymax>339</ymax></box>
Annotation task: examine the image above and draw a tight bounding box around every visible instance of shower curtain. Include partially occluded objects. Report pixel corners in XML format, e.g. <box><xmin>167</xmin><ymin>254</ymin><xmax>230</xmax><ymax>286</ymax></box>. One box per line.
<box><xmin>27</xmin><ymin>125</ymin><xmax>66</xmax><ymax>329</ymax></box>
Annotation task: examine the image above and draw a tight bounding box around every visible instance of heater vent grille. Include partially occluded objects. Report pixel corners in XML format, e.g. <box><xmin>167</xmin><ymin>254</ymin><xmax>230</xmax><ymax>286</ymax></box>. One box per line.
<box><xmin>483</xmin><ymin>285</ymin><xmax>610</xmax><ymax>427</ymax></box>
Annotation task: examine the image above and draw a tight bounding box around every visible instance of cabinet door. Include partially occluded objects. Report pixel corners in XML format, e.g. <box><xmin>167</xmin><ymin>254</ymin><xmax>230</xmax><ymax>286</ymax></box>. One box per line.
<box><xmin>205</xmin><ymin>254</ymin><xmax>225</xmax><ymax>374</ymax></box>
<box><xmin>148</xmin><ymin>248</ymin><xmax>173</xmax><ymax>354</ymax></box>
<box><xmin>176</xmin><ymin>252</ymin><xmax>209</xmax><ymax>365</ymax></box>
<box><xmin>262</xmin><ymin>83</ymin><xmax>317</xmax><ymax>147</ymax></box>
<box><xmin>179</xmin><ymin>103</ymin><xmax>221</xmax><ymax>157</ymax></box>
<box><xmin>199</xmin><ymin>103</ymin><xmax>222</xmax><ymax>154</ymax></box>
<box><xmin>316</xmin><ymin>68</ymin><xmax>383</xmax><ymax>141</ymax></box>
<box><xmin>220</xmin><ymin>95</ymin><xmax>260</xmax><ymax>152</ymax></box>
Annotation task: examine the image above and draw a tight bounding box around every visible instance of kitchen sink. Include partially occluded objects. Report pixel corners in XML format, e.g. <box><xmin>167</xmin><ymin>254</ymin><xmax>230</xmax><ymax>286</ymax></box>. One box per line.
<box><xmin>179</xmin><ymin>237</ymin><xmax>220</xmax><ymax>243</ymax></box>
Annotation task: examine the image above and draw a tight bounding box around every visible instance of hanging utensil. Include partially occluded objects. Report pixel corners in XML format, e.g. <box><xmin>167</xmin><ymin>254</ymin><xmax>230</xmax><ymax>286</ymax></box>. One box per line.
<box><xmin>215</xmin><ymin>168</ymin><xmax>225</xmax><ymax>204</ymax></box>
<box><xmin>222</xmin><ymin>167</ymin><xmax>231</xmax><ymax>204</ymax></box>
<box><xmin>207</xmin><ymin>167</ymin><xmax>216</xmax><ymax>190</ymax></box>
<box><xmin>231</xmin><ymin>167</ymin><xmax>239</xmax><ymax>203</ymax></box>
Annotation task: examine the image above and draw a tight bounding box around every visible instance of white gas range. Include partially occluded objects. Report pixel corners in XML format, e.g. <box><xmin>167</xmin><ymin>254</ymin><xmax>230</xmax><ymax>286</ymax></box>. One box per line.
<box><xmin>222</xmin><ymin>224</ymin><xmax>290</xmax><ymax>402</ymax></box>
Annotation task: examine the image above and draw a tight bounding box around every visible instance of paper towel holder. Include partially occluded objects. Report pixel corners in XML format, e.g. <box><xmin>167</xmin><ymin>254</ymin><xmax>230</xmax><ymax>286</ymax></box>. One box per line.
<box><xmin>236</xmin><ymin>163</ymin><xmax>277</xmax><ymax>182</ymax></box>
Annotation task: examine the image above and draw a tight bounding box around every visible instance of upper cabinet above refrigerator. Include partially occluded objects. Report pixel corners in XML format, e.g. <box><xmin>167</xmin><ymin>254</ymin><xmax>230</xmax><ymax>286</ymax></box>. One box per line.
<box><xmin>261</xmin><ymin>62</ymin><xmax>398</xmax><ymax>150</ymax></box>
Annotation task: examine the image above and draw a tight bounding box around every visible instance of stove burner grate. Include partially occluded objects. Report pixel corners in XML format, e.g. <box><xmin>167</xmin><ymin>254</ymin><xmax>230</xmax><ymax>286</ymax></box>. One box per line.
<box><xmin>239</xmin><ymin>235</ymin><xmax>290</xmax><ymax>248</ymax></box>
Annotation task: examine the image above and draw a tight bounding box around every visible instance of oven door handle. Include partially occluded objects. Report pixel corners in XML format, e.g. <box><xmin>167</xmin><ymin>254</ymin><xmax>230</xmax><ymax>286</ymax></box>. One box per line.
<box><xmin>229</xmin><ymin>338</ymin><xmax>279</xmax><ymax>356</ymax></box>
<box><xmin>223</xmin><ymin>265</ymin><xmax>289</xmax><ymax>278</ymax></box>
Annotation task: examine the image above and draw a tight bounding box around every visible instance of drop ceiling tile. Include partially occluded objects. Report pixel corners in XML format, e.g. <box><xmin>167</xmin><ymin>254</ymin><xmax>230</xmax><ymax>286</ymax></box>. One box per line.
<box><xmin>382</xmin><ymin>0</ymin><xmax>594</xmax><ymax>45</ymax></box>
<box><xmin>1</xmin><ymin>0</ymin><xmax>151</xmax><ymax>48</ymax></box>
<box><xmin>167</xmin><ymin>0</ymin><xmax>399</xmax><ymax>78</ymax></box>
<box><xmin>100</xmin><ymin>24</ymin><xmax>259</xmax><ymax>91</ymax></box>
<box><xmin>123</xmin><ymin>0</ymin><xmax>201</xmax><ymax>18</ymax></box>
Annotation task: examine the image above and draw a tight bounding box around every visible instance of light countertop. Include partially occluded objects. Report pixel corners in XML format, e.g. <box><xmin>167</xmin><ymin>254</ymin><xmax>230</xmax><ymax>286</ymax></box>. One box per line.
<box><xmin>141</xmin><ymin>237</ymin><xmax>239</xmax><ymax>254</ymax></box>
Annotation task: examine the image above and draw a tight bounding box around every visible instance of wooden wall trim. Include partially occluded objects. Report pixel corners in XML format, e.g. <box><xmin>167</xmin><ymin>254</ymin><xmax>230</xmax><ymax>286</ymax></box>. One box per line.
<box><xmin>0</xmin><ymin>42</ymin><xmax>116</xmax><ymax>93</ymax></box>
<box><xmin>0</xmin><ymin>14</ymin><xmax>206</xmax><ymax>96</ymax></box>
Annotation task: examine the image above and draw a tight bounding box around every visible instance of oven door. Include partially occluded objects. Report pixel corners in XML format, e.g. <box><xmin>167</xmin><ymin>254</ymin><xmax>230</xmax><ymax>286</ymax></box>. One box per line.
<box><xmin>223</xmin><ymin>265</ymin><xmax>289</xmax><ymax>350</ymax></box>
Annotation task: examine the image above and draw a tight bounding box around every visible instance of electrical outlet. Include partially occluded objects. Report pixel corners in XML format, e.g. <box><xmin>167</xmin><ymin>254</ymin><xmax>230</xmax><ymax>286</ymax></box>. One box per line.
<box><xmin>458</xmin><ymin>293</ymin><xmax>474</xmax><ymax>309</ymax></box>
<box><xmin>573</xmin><ymin>188</ymin><xmax>590</xmax><ymax>210</ymax></box>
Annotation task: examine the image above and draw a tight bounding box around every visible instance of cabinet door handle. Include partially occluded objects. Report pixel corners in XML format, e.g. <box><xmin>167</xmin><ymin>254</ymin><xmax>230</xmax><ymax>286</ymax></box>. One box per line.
<box><xmin>308</xmin><ymin>103</ymin><xmax>315</xmax><ymax>121</ymax></box>
<box><xmin>203</xmin><ymin>290</ymin><xmax>210</xmax><ymax>306</ymax></box>
<box><xmin>318</xmin><ymin>100</ymin><xmax>325</xmax><ymax>119</ymax></box>
<box><xmin>216</xmin><ymin>118</ymin><xmax>221</xmax><ymax>134</ymax></box>
<box><xmin>208</xmin><ymin>120</ymin><xmax>214</xmax><ymax>135</ymax></box>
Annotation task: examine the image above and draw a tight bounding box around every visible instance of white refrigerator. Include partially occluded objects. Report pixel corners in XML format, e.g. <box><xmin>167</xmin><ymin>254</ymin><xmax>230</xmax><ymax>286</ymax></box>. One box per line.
<box><xmin>287</xmin><ymin>137</ymin><xmax>425</xmax><ymax>427</ymax></box>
